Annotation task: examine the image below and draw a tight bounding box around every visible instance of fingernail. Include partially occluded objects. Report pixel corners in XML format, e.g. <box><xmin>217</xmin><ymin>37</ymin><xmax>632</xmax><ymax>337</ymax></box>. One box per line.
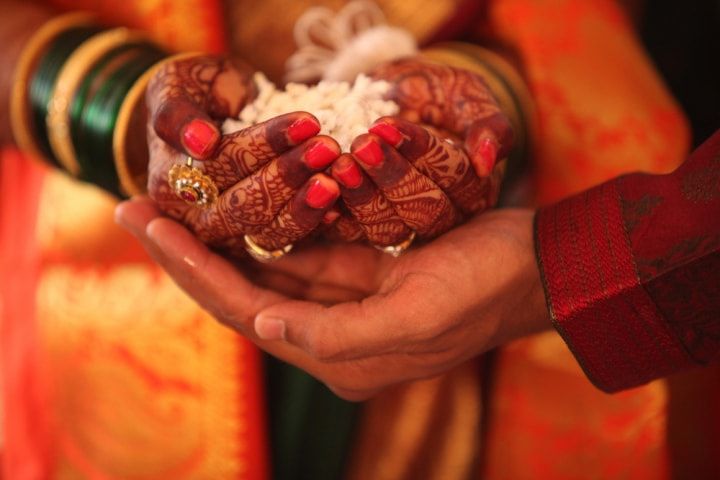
<box><xmin>255</xmin><ymin>315</ymin><xmax>286</xmax><ymax>341</ymax></box>
<box><xmin>306</xmin><ymin>178</ymin><xmax>338</xmax><ymax>209</ymax></box>
<box><xmin>305</xmin><ymin>142</ymin><xmax>338</xmax><ymax>169</ymax></box>
<box><xmin>182</xmin><ymin>119</ymin><xmax>219</xmax><ymax>158</ymax></box>
<box><xmin>333</xmin><ymin>159</ymin><xmax>363</xmax><ymax>188</ymax></box>
<box><xmin>476</xmin><ymin>139</ymin><xmax>498</xmax><ymax>176</ymax></box>
<box><xmin>288</xmin><ymin>117</ymin><xmax>320</xmax><ymax>144</ymax></box>
<box><xmin>353</xmin><ymin>139</ymin><xmax>383</xmax><ymax>166</ymax></box>
<box><xmin>114</xmin><ymin>202</ymin><xmax>146</xmax><ymax>238</ymax></box>
<box><xmin>113</xmin><ymin>203</ymin><xmax>130</xmax><ymax>228</ymax></box>
<box><xmin>322</xmin><ymin>209</ymin><xmax>341</xmax><ymax>224</ymax></box>
<box><xmin>369</xmin><ymin>122</ymin><xmax>403</xmax><ymax>146</ymax></box>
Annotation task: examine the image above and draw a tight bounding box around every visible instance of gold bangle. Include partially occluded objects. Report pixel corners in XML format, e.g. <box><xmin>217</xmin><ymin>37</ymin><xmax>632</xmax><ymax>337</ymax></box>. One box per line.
<box><xmin>10</xmin><ymin>12</ymin><xmax>96</xmax><ymax>164</ymax></box>
<box><xmin>113</xmin><ymin>52</ymin><xmax>202</xmax><ymax>197</ymax></box>
<box><xmin>46</xmin><ymin>27</ymin><xmax>149</xmax><ymax>177</ymax></box>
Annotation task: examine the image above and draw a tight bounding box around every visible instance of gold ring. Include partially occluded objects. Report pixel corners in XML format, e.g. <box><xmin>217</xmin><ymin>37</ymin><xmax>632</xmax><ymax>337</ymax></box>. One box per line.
<box><xmin>243</xmin><ymin>235</ymin><xmax>293</xmax><ymax>263</ymax></box>
<box><xmin>168</xmin><ymin>157</ymin><xmax>219</xmax><ymax>208</ymax></box>
<box><xmin>375</xmin><ymin>231</ymin><xmax>416</xmax><ymax>257</ymax></box>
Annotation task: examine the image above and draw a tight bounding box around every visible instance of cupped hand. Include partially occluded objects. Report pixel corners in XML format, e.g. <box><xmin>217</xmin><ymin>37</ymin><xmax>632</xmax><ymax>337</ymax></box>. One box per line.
<box><xmin>146</xmin><ymin>55</ymin><xmax>342</xmax><ymax>254</ymax></box>
<box><xmin>115</xmin><ymin>197</ymin><xmax>551</xmax><ymax>401</ymax></box>
<box><xmin>325</xmin><ymin>58</ymin><xmax>513</xmax><ymax>247</ymax></box>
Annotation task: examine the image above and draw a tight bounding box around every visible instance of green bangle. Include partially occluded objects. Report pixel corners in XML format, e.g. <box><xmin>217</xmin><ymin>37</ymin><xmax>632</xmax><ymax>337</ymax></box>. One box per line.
<box><xmin>28</xmin><ymin>25</ymin><xmax>102</xmax><ymax>167</ymax></box>
<box><xmin>72</xmin><ymin>45</ymin><xmax>166</xmax><ymax>196</ymax></box>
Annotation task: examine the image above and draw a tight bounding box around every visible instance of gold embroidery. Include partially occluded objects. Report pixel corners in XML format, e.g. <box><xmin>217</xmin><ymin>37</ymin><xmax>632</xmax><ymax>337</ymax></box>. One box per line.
<box><xmin>37</xmin><ymin>265</ymin><xmax>244</xmax><ymax>478</ymax></box>
<box><xmin>35</xmin><ymin>175</ymin><xmax>247</xmax><ymax>478</ymax></box>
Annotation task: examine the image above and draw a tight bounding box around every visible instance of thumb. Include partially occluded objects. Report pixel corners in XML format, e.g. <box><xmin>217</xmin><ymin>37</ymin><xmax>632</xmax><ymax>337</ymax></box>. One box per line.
<box><xmin>255</xmin><ymin>292</ymin><xmax>409</xmax><ymax>362</ymax></box>
<box><xmin>147</xmin><ymin>55</ymin><xmax>255</xmax><ymax>159</ymax></box>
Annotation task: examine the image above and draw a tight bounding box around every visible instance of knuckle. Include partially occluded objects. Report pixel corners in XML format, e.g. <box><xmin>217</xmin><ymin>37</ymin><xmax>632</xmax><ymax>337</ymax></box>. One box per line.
<box><xmin>303</xmin><ymin>328</ymin><xmax>342</xmax><ymax>361</ymax></box>
<box><xmin>305</xmin><ymin>336</ymin><xmax>339</xmax><ymax>362</ymax></box>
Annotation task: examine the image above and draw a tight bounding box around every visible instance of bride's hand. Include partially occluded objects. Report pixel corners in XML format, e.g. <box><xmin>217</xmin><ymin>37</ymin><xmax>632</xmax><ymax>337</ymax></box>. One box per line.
<box><xmin>326</xmin><ymin>58</ymin><xmax>513</xmax><ymax>247</ymax></box>
<box><xmin>146</xmin><ymin>55</ymin><xmax>342</xmax><ymax>255</ymax></box>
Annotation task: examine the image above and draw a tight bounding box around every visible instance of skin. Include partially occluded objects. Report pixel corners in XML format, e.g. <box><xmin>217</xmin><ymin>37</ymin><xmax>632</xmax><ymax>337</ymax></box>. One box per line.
<box><xmin>115</xmin><ymin>197</ymin><xmax>552</xmax><ymax>401</ymax></box>
<box><xmin>146</xmin><ymin>56</ymin><xmax>344</xmax><ymax>252</ymax></box>
<box><xmin>326</xmin><ymin>58</ymin><xmax>513</xmax><ymax>245</ymax></box>
<box><xmin>147</xmin><ymin>55</ymin><xmax>513</xmax><ymax>252</ymax></box>
<box><xmin>0</xmin><ymin>2</ymin><xmax>54</xmax><ymax>145</ymax></box>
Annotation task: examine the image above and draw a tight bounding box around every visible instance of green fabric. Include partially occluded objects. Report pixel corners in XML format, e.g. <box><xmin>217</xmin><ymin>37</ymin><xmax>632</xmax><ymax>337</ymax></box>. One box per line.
<box><xmin>266</xmin><ymin>356</ymin><xmax>359</xmax><ymax>480</ymax></box>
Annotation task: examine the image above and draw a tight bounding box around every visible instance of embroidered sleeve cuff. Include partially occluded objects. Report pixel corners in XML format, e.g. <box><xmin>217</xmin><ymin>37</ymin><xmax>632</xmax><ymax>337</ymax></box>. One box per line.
<box><xmin>534</xmin><ymin>179</ymin><xmax>693</xmax><ymax>392</ymax></box>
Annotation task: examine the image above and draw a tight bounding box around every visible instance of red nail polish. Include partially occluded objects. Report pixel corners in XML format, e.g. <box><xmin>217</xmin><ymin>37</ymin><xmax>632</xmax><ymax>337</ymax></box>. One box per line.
<box><xmin>288</xmin><ymin>118</ymin><xmax>320</xmax><ymax>143</ymax></box>
<box><xmin>182</xmin><ymin>119</ymin><xmax>219</xmax><ymax>158</ymax></box>
<box><xmin>305</xmin><ymin>142</ymin><xmax>338</xmax><ymax>169</ymax></box>
<box><xmin>369</xmin><ymin>122</ymin><xmax>403</xmax><ymax>146</ymax></box>
<box><xmin>353</xmin><ymin>139</ymin><xmax>383</xmax><ymax>166</ymax></box>
<box><xmin>306</xmin><ymin>179</ymin><xmax>338</xmax><ymax>209</ymax></box>
<box><xmin>476</xmin><ymin>139</ymin><xmax>498</xmax><ymax>176</ymax></box>
<box><xmin>322</xmin><ymin>209</ymin><xmax>341</xmax><ymax>224</ymax></box>
<box><xmin>333</xmin><ymin>160</ymin><xmax>363</xmax><ymax>188</ymax></box>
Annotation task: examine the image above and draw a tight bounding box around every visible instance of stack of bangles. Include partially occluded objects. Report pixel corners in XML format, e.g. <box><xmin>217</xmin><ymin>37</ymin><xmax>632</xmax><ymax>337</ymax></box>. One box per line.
<box><xmin>10</xmin><ymin>12</ymin><xmax>178</xmax><ymax>197</ymax></box>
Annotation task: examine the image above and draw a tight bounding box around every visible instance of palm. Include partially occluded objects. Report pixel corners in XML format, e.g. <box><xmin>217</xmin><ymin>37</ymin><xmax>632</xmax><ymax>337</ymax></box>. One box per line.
<box><xmin>246</xmin><ymin>211</ymin><xmax>488</xmax><ymax>305</ymax></box>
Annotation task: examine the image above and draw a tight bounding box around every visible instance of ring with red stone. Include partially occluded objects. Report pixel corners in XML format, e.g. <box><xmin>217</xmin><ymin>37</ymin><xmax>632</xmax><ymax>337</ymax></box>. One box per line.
<box><xmin>168</xmin><ymin>157</ymin><xmax>218</xmax><ymax>208</ymax></box>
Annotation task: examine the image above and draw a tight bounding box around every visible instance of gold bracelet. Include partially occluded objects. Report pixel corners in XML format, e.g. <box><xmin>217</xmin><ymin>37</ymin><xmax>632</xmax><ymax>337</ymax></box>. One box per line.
<box><xmin>46</xmin><ymin>27</ymin><xmax>149</xmax><ymax>177</ymax></box>
<box><xmin>10</xmin><ymin>12</ymin><xmax>96</xmax><ymax>164</ymax></box>
<box><xmin>113</xmin><ymin>52</ymin><xmax>202</xmax><ymax>197</ymax></box>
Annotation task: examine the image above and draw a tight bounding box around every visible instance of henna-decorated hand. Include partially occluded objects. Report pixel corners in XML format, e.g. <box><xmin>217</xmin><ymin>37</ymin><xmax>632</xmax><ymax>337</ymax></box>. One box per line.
<box><xmin>326</xmin><ymin>58</ymin><xmax>513</xmax><ymax>246</ymax></box>
<box><xmin>146</xmin><ymin>55</ymin><xmax>342</xmax><ymax>254</ymax></box>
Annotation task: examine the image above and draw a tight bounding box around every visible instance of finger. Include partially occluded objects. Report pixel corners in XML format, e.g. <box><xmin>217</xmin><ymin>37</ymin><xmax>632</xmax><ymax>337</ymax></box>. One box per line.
<box><xmin>370</xmin><ymin>117</ymin><xmax>488</xmax><ymax>214</ymax></box>
<box><xmin>325</xmin><ymin>214</ymin><xmax>365</xmax><ymax>242</ymax></box>
<box><xmin>197</xmin><ymin>136</ymin><xmax>340</xmax><ymax>243</ymax></box>
<box><xmin>371</xmin><ymin>59</ymin><xmax>513</xmax><ymax>177</ymax></box>
<box><xmin>351</xmin><ymin>134</ymin><xmax>458</xmax><ymax>237</ymax></box>
<box><xmin>254</xmin><ymin>280</ymin><xmax>442</xmax><ymax>362</ymax></box>
<box><xmin>331</xmin><ymin>154</ymin><xmax>411</xmax><ymax>246</ymax></box>
<box><xmin>464</xmin><ymin>112</ymin><xmax>513</xmax><ymax>177</ymax></box>
<box><xmin>147</xmin><ymin>56</ymin><xmax>255</xmax><ymax>159</ymax></box>
<box><xmin>248</xmin><ymin>173</ymin><xmax>340</xmax><ymax>250</ymax></box>
<box><xmin>204</xmin><ymin>112</ymin><xmax>321</xmax><ymax>191</ymax></box>
<box><xmin>254</xmin><ymin>300</ymin><xmax>396</xmax><ymax>360</ymax></box>
<box><xmin>326</xmin><ymin>384</ymin><xmax>383</xmax><ymax>402</ymax></box>
<box><xmin>116</xmin><ymin>197</ymin><xmax>287</xmax><ymax>334</ymax></box>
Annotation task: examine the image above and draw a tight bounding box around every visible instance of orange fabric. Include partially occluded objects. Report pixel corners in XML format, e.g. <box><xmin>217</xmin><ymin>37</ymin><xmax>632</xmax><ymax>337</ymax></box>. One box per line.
<box><xmin>46</xmin><ymin>0</ymin><xmax>228</xmax><ymax>53</ymax></box>
<box><xmin>0</xmin><ymin>151</ymin><xmax>48</xmax><ymax>480</ymax></box>
<box><xmin>486</xmin><ymin>0</ymin><xmax>689</xmax><ymax>203</ymax></box>
<box><xmin>481</xmin><ymin>1</ymin><xmax>690</xmax><ymax>478</ymax></box>
<box><xmin>1</xmin><ymin>0</ymin><xmax>268</xmax><ymax>478</ymax></box>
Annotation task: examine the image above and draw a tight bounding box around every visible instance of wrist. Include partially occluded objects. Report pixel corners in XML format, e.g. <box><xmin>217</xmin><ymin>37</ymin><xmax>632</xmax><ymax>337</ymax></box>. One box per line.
<box><xmin>467</xmin><ymin>209</ymin><xmax>552</xmax><ymax>351</ymax></box>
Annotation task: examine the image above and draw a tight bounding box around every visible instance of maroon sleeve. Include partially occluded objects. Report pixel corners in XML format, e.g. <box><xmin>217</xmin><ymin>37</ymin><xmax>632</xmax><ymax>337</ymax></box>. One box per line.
<box><xmin>535</xmin><ymin>130</ymin><xmax>720</xmax><ymax>392</ymax></box>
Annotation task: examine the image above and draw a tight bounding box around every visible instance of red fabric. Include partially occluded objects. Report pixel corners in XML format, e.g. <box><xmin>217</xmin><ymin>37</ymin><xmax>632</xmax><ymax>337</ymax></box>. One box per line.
<box><xmin>536</xmin><ymin>130</ymin><xmax>720</xmax><ymax>392</ymax></box>
<box><xmin>0</xmin><ymin>150</ymin><xmax>50</xmax><ymax>479</ymax></box>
